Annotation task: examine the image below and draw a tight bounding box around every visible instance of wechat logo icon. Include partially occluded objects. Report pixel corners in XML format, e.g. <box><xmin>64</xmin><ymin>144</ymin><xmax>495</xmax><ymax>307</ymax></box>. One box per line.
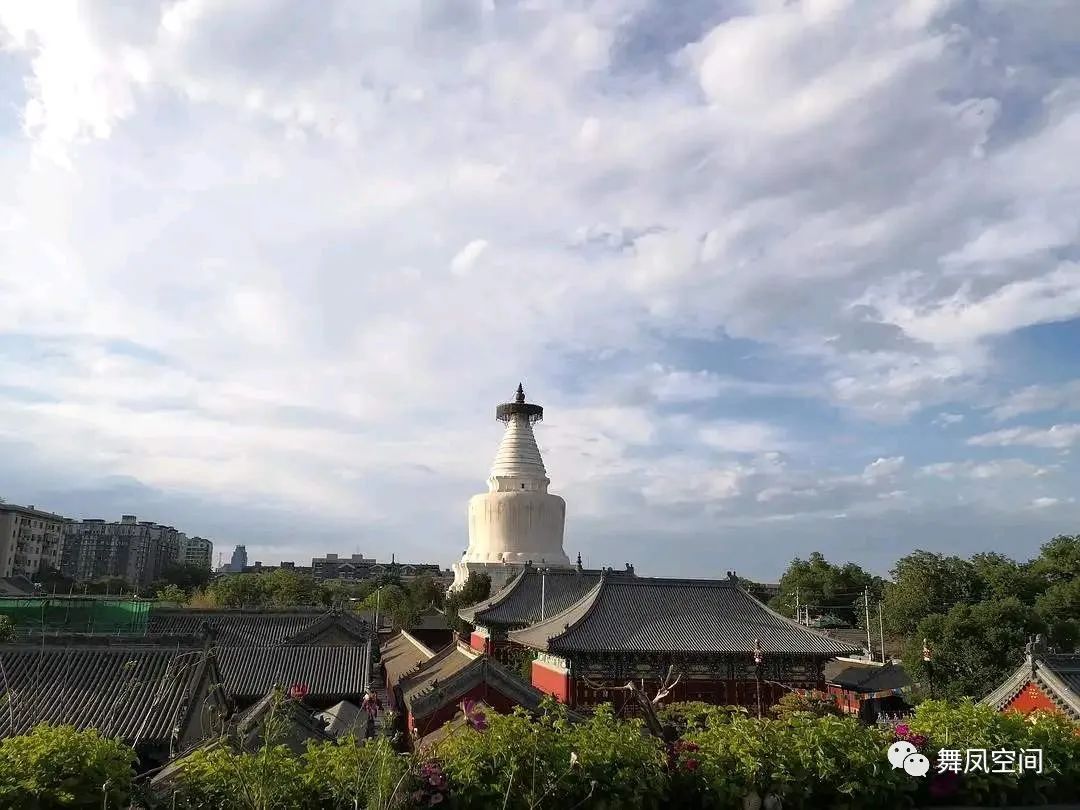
<box><xmin>888</xmin><ymin>741</ymin><xmax>930</xmax><ymax>777</ymax></box>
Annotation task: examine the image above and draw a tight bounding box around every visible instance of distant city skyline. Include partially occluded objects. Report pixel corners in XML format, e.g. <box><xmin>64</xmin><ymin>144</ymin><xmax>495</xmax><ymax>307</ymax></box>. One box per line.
<box><xmin>2</xmin><ymin>2</ymin><xmax>1080</xmax><ymax>580</ymax></box>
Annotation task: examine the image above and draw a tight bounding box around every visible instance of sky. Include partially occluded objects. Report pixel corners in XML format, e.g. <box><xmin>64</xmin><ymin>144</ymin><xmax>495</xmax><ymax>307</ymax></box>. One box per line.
<box><xmin>1</xmin><ymin>0</ymin><xmax>1079</xmax><ymax>581</ymax></box>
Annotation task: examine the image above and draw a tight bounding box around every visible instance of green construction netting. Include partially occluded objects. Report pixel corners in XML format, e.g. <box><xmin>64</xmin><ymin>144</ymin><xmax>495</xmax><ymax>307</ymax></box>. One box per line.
<box><xmin>0</xmin><ymin>597</ymin><xmax>150</xmax><ymax>635</ymax></box>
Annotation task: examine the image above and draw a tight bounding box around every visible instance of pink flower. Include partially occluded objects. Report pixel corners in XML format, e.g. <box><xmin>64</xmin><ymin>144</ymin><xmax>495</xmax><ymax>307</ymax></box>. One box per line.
<box><xmin>910</xmin><ymin>733</ymin><xmax>927</xmax><ymax>748</ymax></box>
<box><xmin>684</xmin><ymin>759</ymin><xmax>700</xmax><ymax>771</ymax></box>
<box><xmin>895</xmin><ymin>724</ymin><xmax>910</xmax><ymax>737</ymax></box>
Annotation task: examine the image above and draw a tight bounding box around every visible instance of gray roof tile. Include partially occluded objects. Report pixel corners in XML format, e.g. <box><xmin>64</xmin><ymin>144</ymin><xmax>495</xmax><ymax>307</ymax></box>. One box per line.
<box><xmin>146</xmin><ymin>608</ymin><xmax>370</xmax><ymax>646</ymax></box>
<box><xmin>0</xmin><ymin>645</ymin><xmax>214</xmax><ymax>746</ymax></box>
<box><xmin>215</xmin><ymin>645</ymin><xmax>368</xmax><ymax>701</ymax></box>
<box><xmin>459</xmin><ymin>568</ymin><xmax>630</xmax><ymax>628</ymax></box>
<box><xmin>508</xmin><ymin>576</ymin><xmax>861</xmax><ymax>656</ymax></box>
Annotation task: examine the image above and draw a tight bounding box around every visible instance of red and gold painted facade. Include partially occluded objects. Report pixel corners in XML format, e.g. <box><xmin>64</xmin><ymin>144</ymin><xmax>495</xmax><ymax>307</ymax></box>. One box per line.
<box><xmin>528</xmin><ymin>651</ymin><xmax>828</xmax><ymax>712</ymax></box>
<box><xmin>1002</xmin><ymin>681</ymin><xmax>1059</xmax><ymax>716</ymax></box>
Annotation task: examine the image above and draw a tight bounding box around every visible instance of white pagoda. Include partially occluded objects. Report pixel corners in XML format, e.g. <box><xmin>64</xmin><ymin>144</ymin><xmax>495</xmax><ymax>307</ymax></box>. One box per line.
<box><xmin>451</xmin><ymin>384</ymin><xmax>572</xmax><ymax>592</ymax></box>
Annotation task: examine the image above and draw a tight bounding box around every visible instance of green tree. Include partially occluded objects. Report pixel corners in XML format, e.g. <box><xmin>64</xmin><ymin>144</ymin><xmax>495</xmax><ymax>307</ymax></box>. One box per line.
<box><xmin>406</xmin><ymin>574</ymin><xmax>443</xmax><ymax>611</ymax></box>
<box><xmin>969</xmin><ymin>552</ymin><xmax>1041</xmax><ymax>604</ymax></box>
<box><xmin>263</xmin><ymin>569</ymin><xmax>317</xmax><ymax>607</ymax></box>
<box><xmin>153</xmin><ymin>563</ymin><xmax>212</xmax><ymax>594</ymax></box>
<box><xmin>444</xmin><ymin>572</ymin><xmax>492</xmax><ymax>634</ymax></box>
<box><xmin>771</xmin><ymin>552</ymin><xmax>882</xmax><ymax>627</ymax></box>
<box><xmin>883</xmin><ymin>550</ymin><xmax>979</xmax><ymax>635</ymax></box>
<box><xmin>155</xmin><ymin>584</ymin><xmax>188</xmax><ymax>603</ymax></box>
<box><xmin>1034</xmin><ymin>576</ymin><xmax>1080</xmax><ymax>650</ymax></box>
<box><xmin>0</xmin><ymin>724</ymin><xmax>136</xmax><ymax>809</ymax></box>
<box><xmin>0</xmin><ymin>615</ymin><xmax>14</xmax><ymax>643</ymax></box>
<box><xmin>208</xmin><ymin>574</ymin><xmax>271</xmax><ymax>608</ymax></box>
<box><xmin>1030</xmin><ymin>534</ymin><xmax>1080</xmax><ymax>586</ymax></box>
<box><xmin>903</xmin><ymin>597</ymin><xmax>1043</xmax><ymax>700</ymax></box>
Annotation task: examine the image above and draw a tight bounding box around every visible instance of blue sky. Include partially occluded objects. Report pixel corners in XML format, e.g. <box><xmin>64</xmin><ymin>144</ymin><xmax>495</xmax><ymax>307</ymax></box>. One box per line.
<box><xmin>1</xmin><ymin>0</ymin><xmax>1079</xmax><ymax>579</ymax></box>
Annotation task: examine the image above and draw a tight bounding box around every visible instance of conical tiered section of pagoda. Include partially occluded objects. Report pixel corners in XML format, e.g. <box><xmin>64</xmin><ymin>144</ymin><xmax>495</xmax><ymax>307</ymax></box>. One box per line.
<box><xmin>451</xmin><ymin>384</ymin><xmax>572</xmax><ymax>593</ymax></box>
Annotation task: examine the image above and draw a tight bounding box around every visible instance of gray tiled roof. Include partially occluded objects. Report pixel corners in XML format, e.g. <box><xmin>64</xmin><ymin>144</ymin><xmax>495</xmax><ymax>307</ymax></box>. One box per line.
<box><xmin>458</xmin><ymin>567</ymin><xmax>627</xmax><ymax>628</ymax></box>
<box><xmin>215</xmin><ymin>645</ymin><xmax>368</xmax><ymax>701</ymax></box>
<box><xmin>0</xmin><ymin>645</ymin><xmax>214</xmax><ymax>745</ymax></box>
<box><xmin>147</xmin><ymin>609</ymin><xmax>327</xmax><ymax>645</ymax></box>
<box><xmin>381</xmin><ymin>631</ymin><xmax>435</xmax><ymax>693</ymax></box>
<box><xmin>399</xmin><ymin>644</ymin><xmax>480</xmax><ymax>710</ymax></box>
<box><xmin>982</xmin><ymin>653</ymin><xmax>1080</xmax><ymax>720</ymax></box>
<box><xmin>399</xmin><ymin>643</ymin><xmax>550</xmax><ymax>721</ymax></box>
<box><xmin>146</xmin><ymin>608</ymin><xmax>369</xmax><ymax>646</ymax></box>
<box><xmin>508</xmin><ymin>576</ymin><xmax>861</xmax><ymax>656</ymax></box>
<box><xmin>824</xmin><ymin>659</ymin><xmax>910</xmax><ymax>692</ymax></box>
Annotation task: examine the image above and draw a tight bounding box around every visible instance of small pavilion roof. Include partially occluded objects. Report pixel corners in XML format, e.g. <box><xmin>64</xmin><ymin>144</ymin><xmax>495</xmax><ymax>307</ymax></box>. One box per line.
<box><xmin>398</xmin><ymin>642</ymin><xmax>549</xmax><ymax>721</ymax></box>
<box><xmin>508</xmin><ymin>575</ymin><xmax>861</xmax><ymax>657</ymax></box>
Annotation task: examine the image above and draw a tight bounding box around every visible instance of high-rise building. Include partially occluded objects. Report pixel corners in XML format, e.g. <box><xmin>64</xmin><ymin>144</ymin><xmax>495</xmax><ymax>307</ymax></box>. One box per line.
<box><xmin>229</xmin><ymin>544</ymin><xmax>248</xmax><ymax>573</ymax></box>
<box><xmin>0</xmin><ymin>502</ymin><xmax>67</xmax><ymax>579</ymax></box>
<box><xmin>61</xmin><ymin>515</ymin><xmax>182</xmax><ymax>588</ymax></box>
<box><xmin>451</xmin><ymin>384</ymin><xmax>571</xmax><ymax>592</ymax></box>
<box><xmin>178</xmin><ymin>535</ymin><xmax>214</xmax><ymax>570</ymax></box>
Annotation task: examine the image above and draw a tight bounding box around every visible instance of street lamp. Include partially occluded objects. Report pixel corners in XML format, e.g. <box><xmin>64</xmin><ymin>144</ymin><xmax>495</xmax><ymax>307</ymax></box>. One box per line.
<box><xmin>753</xmin><ymin>639</ymin><xmax>763</xmax><ymax>719</ymax></box>
<box><xmin>922</xmin><ymin>638</ymin><xmax>933</xmax><ymax>699</ymax></box>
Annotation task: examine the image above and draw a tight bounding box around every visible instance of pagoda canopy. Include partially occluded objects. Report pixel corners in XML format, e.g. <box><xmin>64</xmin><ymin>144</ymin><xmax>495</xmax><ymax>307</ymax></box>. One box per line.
<box><xmin>459</xmin><ymin>565</ymin><xmax>634</xmax><ymax>629</ymax></box>
<box><xmin>508</xmin><ymin>576</ymin><xmax>860</xmax><ymax>657</ymax></box>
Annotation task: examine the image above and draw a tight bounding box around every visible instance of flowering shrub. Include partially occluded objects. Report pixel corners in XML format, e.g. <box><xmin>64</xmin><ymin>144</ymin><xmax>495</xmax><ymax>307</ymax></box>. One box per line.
<box><xmin>4</xmin><ymin>700</ymin><xmax>1079</xmax><ymax>808</ymax></box>
<box><xmin>907</xmin><ymin>699</ymin><xmax>1080</xmax><ymax>805</ymax></box>
<box><xmin>433</xmin><ymin>701</ymin><xmax>667</xmax><ymax>809</ymax></box>
<box><xmin>0</xmin><ymin>724</ymin><xmax>136</xmax><ymax>809</ymax></box>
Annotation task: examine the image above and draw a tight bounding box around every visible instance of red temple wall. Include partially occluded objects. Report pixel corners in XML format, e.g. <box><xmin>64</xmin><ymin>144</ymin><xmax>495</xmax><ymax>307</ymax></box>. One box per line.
<box><xmin>1004</xmin><ymin>681</ymin><xmax>1059</xmax><ymax>715</ymax></box>
<box><xmin>469</xmin><ymin>632</ymin><xmax>490</xmax><ymax>654</ymax></box>
<box><xmin>567</xmin><ymin>676</ymin><xmax>814</xmax><ymax>711</ymax></box>
<box><xmin>531</xmin><ymin>660</ymin><xmax>571</xmax><ymax>703</ymax></box>
<box><xmin>826</xmin><ymin>685</ymin><xmax>861</xmax><ymax>714</ymax></box>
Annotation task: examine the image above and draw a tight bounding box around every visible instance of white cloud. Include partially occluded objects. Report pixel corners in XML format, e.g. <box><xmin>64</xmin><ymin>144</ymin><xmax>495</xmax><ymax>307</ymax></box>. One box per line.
<box><xmin>1030</xmin><ymin>497</ymin><xmax>1059</xmax><ymax>509</ymax></box>
<box><xmin>990</xmin><ymin>381</ymin><xmax>1080</xmax><ymax>421</ymax></box>
<box><xmin>967</xmin><ymin>424</ymin><xmax>1080</xmax><ymax>450</ymax></box>
<box><xmin>919</xmin><ymin>459</ymin><xmax>1052</xmax><ymax>480</ymax></box>
<box><xmin>862</xmin><ymin>456</ymin><xmax>905</xmax><ymax>481</ymax></box>
<box><xmin>933</xmin><ymin>412</ymin><xmax>964</xmax><ymax>426</ymax></box>
<box><xmin>0</xmin><ymin>1</ymin><xmax>1079</xmax><ymax>571</ymax></box>
<box><xmin>449</xmin><ymin>239</ymin><xmax>489</xmax><ymax>275</ymax></box>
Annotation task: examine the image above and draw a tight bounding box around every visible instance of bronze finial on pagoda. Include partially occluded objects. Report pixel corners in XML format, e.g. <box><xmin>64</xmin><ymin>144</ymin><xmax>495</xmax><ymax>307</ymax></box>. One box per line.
<box><xmin>496</xmin><ymin>382</ymin><xmax>544</xmax><ymax>423</ymax></box>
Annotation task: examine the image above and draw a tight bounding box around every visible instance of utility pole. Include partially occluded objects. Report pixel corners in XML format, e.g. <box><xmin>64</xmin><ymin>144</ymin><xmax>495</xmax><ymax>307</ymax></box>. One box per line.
<box><xmin>864</xmin><ymin>586</ymin><xmax>872</xmax><ymax>660</ymax></box>
<box><xmin>794</xmin><ymin>587</ymin><xmax>800</xmax><ymax>623</ymax></box>
<box><xmin>878</xmin><ymin>601</ymin><xmax>886</xmax><ymax>663</ymax></box>
<box><xmin>541</xmin><ymin>571</ymin><xmax>546</xmax><ymax>621</ymax></box>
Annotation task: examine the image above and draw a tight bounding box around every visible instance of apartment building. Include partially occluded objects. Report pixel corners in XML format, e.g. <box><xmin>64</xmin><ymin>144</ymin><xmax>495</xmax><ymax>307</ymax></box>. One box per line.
<box><xmin>310</xmin><ymin>552</ymin><xmax>444</xmax><ymax>582</ymax></box>
<box><xmin>178</xmin><ymin>535</ymin><xmax>214</xmax><ymax>570</ymax></box>
<box><xmin>61</xmin><ymin>515</ymin><xmax>182</xmax><ymax>588</ymax></box>
<box><xmin>0</xmin><ymin>502</ymin><xmax>67</xmax><ymax>579</ymax></box>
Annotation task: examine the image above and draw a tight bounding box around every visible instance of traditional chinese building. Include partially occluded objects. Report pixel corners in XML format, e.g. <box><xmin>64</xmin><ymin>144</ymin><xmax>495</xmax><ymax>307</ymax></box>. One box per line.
<box><xmin>380</xmin><ymin>631</ymin><xmax>550</xmax><ymax>744</ymax></box>
<box><xmin>451</xmin><ymin>385</ymin><xmax>573</xmax><ymax>593</ymax></box>
<box><xmin>981</xmin><ymin>635</ymin><xmax>1080</xmax><ymax>721</ymax></box>
<box><xmin>457</xmin><ymin>563</ymin><xmax>635</xmax><ymax>662</ymax></box>
<box><xmin>824</xmin><ymin>657</ymin><xmax>911</xmax><ymax>722</ymax></box>
<box><xmin>507</xmin><ymin>573</ymin><xmax>860</xmax><ymax>711</ymax></box>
